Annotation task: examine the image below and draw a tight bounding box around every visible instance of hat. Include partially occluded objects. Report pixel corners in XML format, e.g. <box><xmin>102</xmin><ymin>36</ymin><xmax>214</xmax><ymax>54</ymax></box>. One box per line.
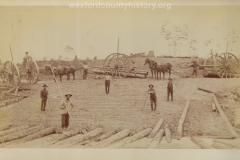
<box><xmin>106</xmin><ymin>71</ymin><xmax>109</xmax><ymax>74</ymax></box>
<box><xmin>149</xmin><ymin>84</ymin><xmax>154</xmax><ymax>88</ymax></box>
<box><xmin>43</xmin><ymin>84</ymin><xmax>48</xmax><ymax>87</ymax></box>
<box><xmin>168</xmin><ymin>78</ymin><xmax>172</xmax><ymax>80</ymax></box>
<box><xmin>65</xmin><ymin>93</ymin><xmax>72</xmax><ymax>97</ymax></box>
<box><xmin>25</xmin><ymin>52</ymin><xmax>28</xmax><ymax>54</ymax></box>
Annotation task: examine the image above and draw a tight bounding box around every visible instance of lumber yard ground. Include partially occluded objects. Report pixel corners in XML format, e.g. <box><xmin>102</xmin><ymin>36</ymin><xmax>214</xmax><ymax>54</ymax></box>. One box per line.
<box><xmin>0</xmin><ymin>57</ymin><xmax>240</xmax><ymax>148</ymax></box>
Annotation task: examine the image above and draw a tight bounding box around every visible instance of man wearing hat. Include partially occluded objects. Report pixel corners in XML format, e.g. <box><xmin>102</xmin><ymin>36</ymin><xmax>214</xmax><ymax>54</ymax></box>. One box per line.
<box><xmin>40</xmin><ymin>84</ymin><xmax>48</xmax><ymax>111</ymax></box>
<box><xmin>167</xmin><ymin>78</ymin><xmax>174</xmax><ymax>101</ymax></box>
<box><xmin>105</xmin><ymin>72</ymin><xmax>112</xmax><ymax>94</ymax></box>
<box><xmin>59</xmin><ymin>93</ymin><xmax>74</xmax><ymax>135</ymax></box>
<box><xmin>148</xmin><ymin>84</ymin><xmax>157</xmax><ymax>111</ymax></box>
<box><xmin>130</xmin><ymin>61</ymin><xmax>137</xmax><ymax>76</ymax></box>
<box><xmin>190</xmin><ymin>61</ymin><xmax>199</xmax><ymax>78</ymax></box>
<box><xmin>83</xmin><ymin>62</ymin><xmax>89</xmax><ymax>79</ymax></box>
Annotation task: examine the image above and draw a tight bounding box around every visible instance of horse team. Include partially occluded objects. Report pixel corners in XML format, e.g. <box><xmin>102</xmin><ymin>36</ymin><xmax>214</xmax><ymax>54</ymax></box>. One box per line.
<box><xmin>144</xmin><ymin>58</ymin><xmax>172</xmax><ymax>79</ymax></box>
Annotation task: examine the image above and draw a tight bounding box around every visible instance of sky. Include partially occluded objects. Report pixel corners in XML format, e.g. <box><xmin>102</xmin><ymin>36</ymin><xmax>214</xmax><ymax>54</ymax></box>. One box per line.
<box><xmin>0</xmin><ymin>5</ymin><xmax>240</xmax><ymax>63</ymax></box>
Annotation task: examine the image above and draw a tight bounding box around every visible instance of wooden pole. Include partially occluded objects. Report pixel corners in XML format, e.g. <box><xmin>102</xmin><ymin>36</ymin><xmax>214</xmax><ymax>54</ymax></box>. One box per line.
<box><xmin>212</xmin><ymin>94</ymin><xmax>239</xmax><ymax>138</ymax></box>
<box><xmin>9</xmin><ymin>44</ymin><xmax>13</xmax><ymax>61</ymax></box>
<box><xmin>148</xmin><ymin>118</ymin><xmax>163</xmax><ymax>138</ymax></box>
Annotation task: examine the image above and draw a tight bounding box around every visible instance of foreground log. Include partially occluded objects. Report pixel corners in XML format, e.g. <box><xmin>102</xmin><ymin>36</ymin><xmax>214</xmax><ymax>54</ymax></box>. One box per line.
<box><xmin>234</xmin><ymin>108</ymin><xmax>240</xmax><ymax>130</ymax></box>
<box><xmin>213</xmin><ymin>94</ymin><xmax>239</xmax><ymax>138</ymax></box>
<box><xmin>212</xmin><ymin>102</ymin><xmax>217</xmax><ymax>112</ymax></box>
<box><xmin>51</xmin><ymin>128</ymin><xmax>103</xmax><ymax>147</ymax></box>
<box><xmin>0</xmin><ymin>125</ymin><xmax>45</xmax><ymax>144</ymax></box>
<box><xmin>176</xmin><ymin>100</ymin><xmax>190</xmax><ymax>140</ymax></box>
<box><xmin>213</xmin><ymin>140</ymin><xmax>240</xmax><ymax>149</ymax></box>
<box><xmin>109</xmin><ymin>128</ymin><xmax>152</xmax><ymax>148</ymax></box>
<box><xmin>190</xmin><ymin>137</ymin><xmax>214</xmax><ymax>149</ymax></box>
<box><xmin>202</xmin><ymin>70</ymin><xmax>220</xmax><ymax>78</ymax></box>
<box><xmin>147</xmin><ymin>129</ymin><xmax>165</xmax><ymax>148</ymax></box>
<box><xmin>0</xmin><ymin>125</ymin><xmax>30</xmax><ymax>137</ymax></box>
<box><xmin>100</xmin><ymin>129</ymin><xmax>130</xmax><ymax>148</ymax></box>
<box><xmin>212</xmin><ymin>142</ymin><xmax>235</xmax><ymax>149</ymax></box>
<box><xmin>164</xmin><ymin>125</ymin><xmax>172</xmax><ymax>143</ymax></box>
<box><xmin>94</xmin><ymin>129</ymin><xmax>118</xmax><ymax>141</ymax></box>
<box><xmin>148</xmin><ymin>118</ymin><xmax>163</xmax><ymax>138</ymax></box>
<box><xmin>0</xmin><ymin>124</ymin><xmax>12</xmax><ymax>132</ymax></box>
<box><xmin>2</xmin><ymin>126</ymin><xmax>56</xmax><ymax>147</ymax></box>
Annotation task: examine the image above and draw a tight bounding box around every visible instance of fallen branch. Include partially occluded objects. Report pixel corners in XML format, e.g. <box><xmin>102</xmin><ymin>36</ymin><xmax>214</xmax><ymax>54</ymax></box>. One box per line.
<box><xmin>164</xmin><ymin>125</ymin><xmax>172</xmax><ymax>143</ymax></box>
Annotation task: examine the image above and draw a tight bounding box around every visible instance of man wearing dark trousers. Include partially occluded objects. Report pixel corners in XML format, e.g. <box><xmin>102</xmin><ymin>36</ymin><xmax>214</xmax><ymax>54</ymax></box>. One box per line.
<box><xmin>148</xmin><ymin>84</ymin><xmax>157</xmax><ymax>111</ymax></box>
<box><xmin>167</xmin><ymin>78</ymin><xmax>174</xmax><ymax>101</ymax></box>
<box><xmin>59</xmin><ymin>93</ymin><xmax>74</xmax><ymax>135</ymax></box>
<box><xmin>40</xmin><ymin>84</ymin><xmax>48</xmax><ymax>111</ymax></box>
<box><xmin>105</xmin><ymin>72</ymin><xmax>112</xmax><ymax>94</ymax></box>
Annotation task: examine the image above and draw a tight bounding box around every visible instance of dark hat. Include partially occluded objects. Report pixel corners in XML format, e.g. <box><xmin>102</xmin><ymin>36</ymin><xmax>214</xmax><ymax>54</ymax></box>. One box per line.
<box><xmin>65</xmin><ymin>93</ymin><xmax>72</xmax><ymax>97</ymax></box>
<box><xmin>149</xmin><ymin>84</ymin><xmax>154</xmax><ymax>88</ymax></box>
<box><xmin>106</xmin><ymin>71</ymin><xmax>109</xmax><ymax>74</ymax></box>
<box><xmin>43</xmin><ymin>84</ymin><xmax>48</xmax><ymax>87</ymax></box>
<box><xmin>168</xmin><ymin>78</ymin><xmax>172</xmax><ymax>80</ymax></box>
<box><xmin>25</xmin><ymin>52</ymin><xmax>28</xmax><ymax>54</ymax></box>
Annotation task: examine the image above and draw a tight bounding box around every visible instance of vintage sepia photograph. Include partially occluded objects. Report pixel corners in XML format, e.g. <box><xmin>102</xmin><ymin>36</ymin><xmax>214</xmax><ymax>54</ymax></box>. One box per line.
<box><xmin>0</xmin><ymin>0</ymin><xmax>240</xmax><ymax>156</ymax></box>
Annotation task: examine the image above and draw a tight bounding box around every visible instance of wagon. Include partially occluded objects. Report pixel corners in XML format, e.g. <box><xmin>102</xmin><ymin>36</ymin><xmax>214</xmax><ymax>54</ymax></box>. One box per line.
<box><xmin>2</xmin><ymin>55</ymin><xmax>39</xmax><ymax>87</ymax></box>
<box><xmin>201</xmin><ymin>52</ymin><xmax>240</xmax><ymax>78</ymax></box>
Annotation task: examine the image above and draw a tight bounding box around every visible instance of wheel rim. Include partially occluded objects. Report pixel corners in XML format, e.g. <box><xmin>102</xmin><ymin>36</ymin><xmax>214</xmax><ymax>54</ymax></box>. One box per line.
<box><xmin>4</xmin><ymin>61</ymin><xmax>20</xmax><ymax>87</ymax></box>
<box><xmin>26</xmin><ymin>59</ymin><xmax>39</xmax><ymax>83</ymax></box>
<box><xmin>214</xmin><ymin>52</ymin><xmax>239</xmax><ymax>78</ymax></box>
<box><xmin>103</xmin><ymin>53</ymin><xmax>132</xmax><ymax>77</ymax></box>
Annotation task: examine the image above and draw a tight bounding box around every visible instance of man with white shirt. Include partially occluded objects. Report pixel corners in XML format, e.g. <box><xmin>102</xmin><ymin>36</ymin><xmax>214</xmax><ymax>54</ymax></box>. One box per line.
<box><xmin>167</xmin><ymin>78</ymin><xmax>175</xmax><ymax>101</ymax></box>
<box><xmin>59</xmin><ymin>93</ymin><xmax>74</xmax><ymax>135</ymax></box>
<box><xmin>105</xmin><ymin>72</ymin><xmax>112</xmax><ymax>94</ymax></box>
<box><xmin>83</xmin><ymin>62</ymin><xmax>89</xmax><ymax>79</ymax></box>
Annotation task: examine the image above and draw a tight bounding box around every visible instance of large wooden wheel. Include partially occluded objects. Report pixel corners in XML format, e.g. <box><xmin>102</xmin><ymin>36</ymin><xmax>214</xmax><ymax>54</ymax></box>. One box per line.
<box><xmin>214</xmin><ymin>52</ymin><xmax>239</xmax><ymax>78</ymax></box>
<box><xmin>25</xmin><ymin>59</ymin><xmax>39</xmax><ymax>83</ymax></box>
<box><xmin>4</xmin><ymin>61</ymin><xmax>21</xmax><ymax>87</ymax></box>
<box><xmin>103</xmin><ymin>53</ymin><xmax>133</xmax><ymax>77</ymax></box>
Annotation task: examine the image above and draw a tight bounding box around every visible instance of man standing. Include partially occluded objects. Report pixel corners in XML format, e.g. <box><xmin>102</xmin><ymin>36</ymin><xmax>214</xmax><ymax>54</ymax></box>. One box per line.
<box><xmin>148</xmin><ymin>84</ymin><xmax>157</xmax><ymax>111</ymax></box>
<box><xmin>83</xmin><ymin>62</ymin><xmax>89</xmax><ymax>79</ymax></box>
<box><xmin>40</xmin><ymin>84</ymin><xmax>48</xmax><ymax>111</ymax></box>
<box><xmin>167</xmin><ymin>78</ymin><xmax>174</xmax><ymax>101</ymax></box>
<box><xmin>190</xmin><ymin>61</ymin><xmax>199</xmax><ymax>78</ymax></box>
<box><xmin>59</xmin><ymin>93</ymin><xmax>74</xmax><ymax>135</ymax></box>
<box><xmin>130</xmin><ymin>61</ymin><xmax>137</xmax><ymax>76</ymax></box>
<box><xmin>105</xmin><ymin>72</ymin><xmax>112</xmax><ymax>94</ymax></box>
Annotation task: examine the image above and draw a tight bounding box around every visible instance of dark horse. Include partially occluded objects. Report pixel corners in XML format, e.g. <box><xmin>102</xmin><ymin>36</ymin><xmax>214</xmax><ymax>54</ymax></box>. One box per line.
<box><xmin>52</xmin><ymin>65</ymin><xmax>77</xmax><ymax>82</ymax></box>
<box><xmin>153</xmin><ymin>62</ymin><xmax>172</xmax><ymax>79</ymax></box>
<box><xmin>144</xmin><ymin>58</ymin><xmax>158</xmax><ymax>78</ymax></box>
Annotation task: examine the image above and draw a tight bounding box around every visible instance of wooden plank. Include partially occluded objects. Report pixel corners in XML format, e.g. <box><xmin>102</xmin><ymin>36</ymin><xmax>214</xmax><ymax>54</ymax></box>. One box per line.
<box><xmin>213</xmin><ymin>94</ymin><xmax>239</xmax><ymax>138</ymax></box>
<box><xmin>176</xmin><ymin>100</ymin><xmax>190</xmax><ymax>140</ymax></box>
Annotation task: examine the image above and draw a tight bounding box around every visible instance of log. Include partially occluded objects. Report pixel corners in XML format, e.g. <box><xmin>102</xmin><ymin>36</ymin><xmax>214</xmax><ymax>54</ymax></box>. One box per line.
<box><xmin>213</xmin><ymin>94</ymin><xmax>239</xmax><ymax>138</ymax></box>
<box><xmin>94</xmin><ymin>129</ymin><xmax>118</xmax><ymax>141</ymax></box>
<box><xmin>0</xmin><ymin>125</ymin><xmax>45</xmax><ymax>144</ymax></box>
<box><xmin>100</xmin><ymin>129</ymin><xmax>130</xmax><ymax>148</ymax></box>
<box><xmin>147</xmin><ymin>129</ymin><xmax>165</xmax><ymax>148</ymax></box>
<box><xmin>164</xmin><ymin>125</ymin><xmax>172</xmax><ymax>143</ymax></box>
<box><xmin>0</xmin><ymin>125</ymin><xmax>30</xmax><ymax>137</ymax></box>
<box><xmin>1</xmin><ymin>126</ymin><xmax>56</xmax><ymax>147</ymax></box>
<box><xmin>202</xmin><ymin>70</ymin><xmax>220</xmax><ymax>78</ymax></box>
<box><xmin>0</xmin><ymin>124</ymin><xmax>12</xmax><ymax>132</ymax></box>
<box><xmin>148</xmin><ymin>118</ymin><xmax>163</xmax><ymax>138</ymax></box>
<box><xmin>18</xmin><ymin>88</ymin><xmax>31</xmax><ymax>91</ymax></box>
<box><xmin>109</xmin><ymin>128</ymin><xmax>152</xmax><ymax>148</ymax></box>
<box><xmin>41</xmin><ymin>128</ymin><xmax>81</xmax><ymax>147</ymax></box>
<box><xmin>211</xmin><ymin>142</ymin><xmax>234</xmax><ymax>149</ymax></box>
<box><xmin>3</xmin><ymin>87</ymin><xmax>16</xmax><ymax>94</ymax></box>
<box><xmin>176</xmin><ymin>100</ymin><xmax>190</xmax><ymax>140</ymax></box>
<box><xmin>213</xmin><ymin>140</ymin><xmax>240</xmax><ymax>149</ymax></box>
<box><xmin>234</xmin><ymin>108</ymin><xmax>240</xmax><ymax>130</ymax></box>
<box><xmin>93</xmin><ymin>69</ymin><xmax>147</xmax><ymax>78</ymax></box>
<box><xmin>14</xmin><ymin>86</ymin><xmax>19</xmax><ymax>95</ymax></box>
<box><xmin>190</xmin><ymin>137</ymin><xmax>214</xmax><ymax>149</ymax></box>
<box><xmin>197</xmin><ymin>87</ymin><xmax>215</xmax><ymax>94</ymax></box>
<box><xmin>51</xmin><ymin>128</ymin><xmax>103</xmax><ymax>147</ymax></box>
<box><xmin>212</xmin><ymin>102</ymin><xmax>217</xmax><ymax>112</ymax></box>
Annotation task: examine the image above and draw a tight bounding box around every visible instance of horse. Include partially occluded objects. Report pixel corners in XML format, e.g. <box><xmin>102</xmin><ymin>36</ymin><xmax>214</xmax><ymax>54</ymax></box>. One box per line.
<box><xmin>153</xmin><ymin>62</ymin><xmax>172</xmax><ymax>79</ymax></box>
<box><xmin>144</xmin><ymin>58</ymin><xmax>158</xmax><ymax>78</ymax></box>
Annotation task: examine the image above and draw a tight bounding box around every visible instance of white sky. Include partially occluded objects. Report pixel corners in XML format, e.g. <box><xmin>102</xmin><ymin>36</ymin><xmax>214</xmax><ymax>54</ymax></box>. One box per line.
<box><xmin>0</xmin><ymin>6</ymin><xmax>240</xmax><ymax>63</ymax></box>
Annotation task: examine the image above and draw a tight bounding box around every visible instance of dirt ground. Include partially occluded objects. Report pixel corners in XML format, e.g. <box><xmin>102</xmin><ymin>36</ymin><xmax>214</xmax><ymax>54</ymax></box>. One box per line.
<box><xmin>0</xmin><ymin>57</ymin><xmax>239</xmax><ymax>146</ymax></box>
